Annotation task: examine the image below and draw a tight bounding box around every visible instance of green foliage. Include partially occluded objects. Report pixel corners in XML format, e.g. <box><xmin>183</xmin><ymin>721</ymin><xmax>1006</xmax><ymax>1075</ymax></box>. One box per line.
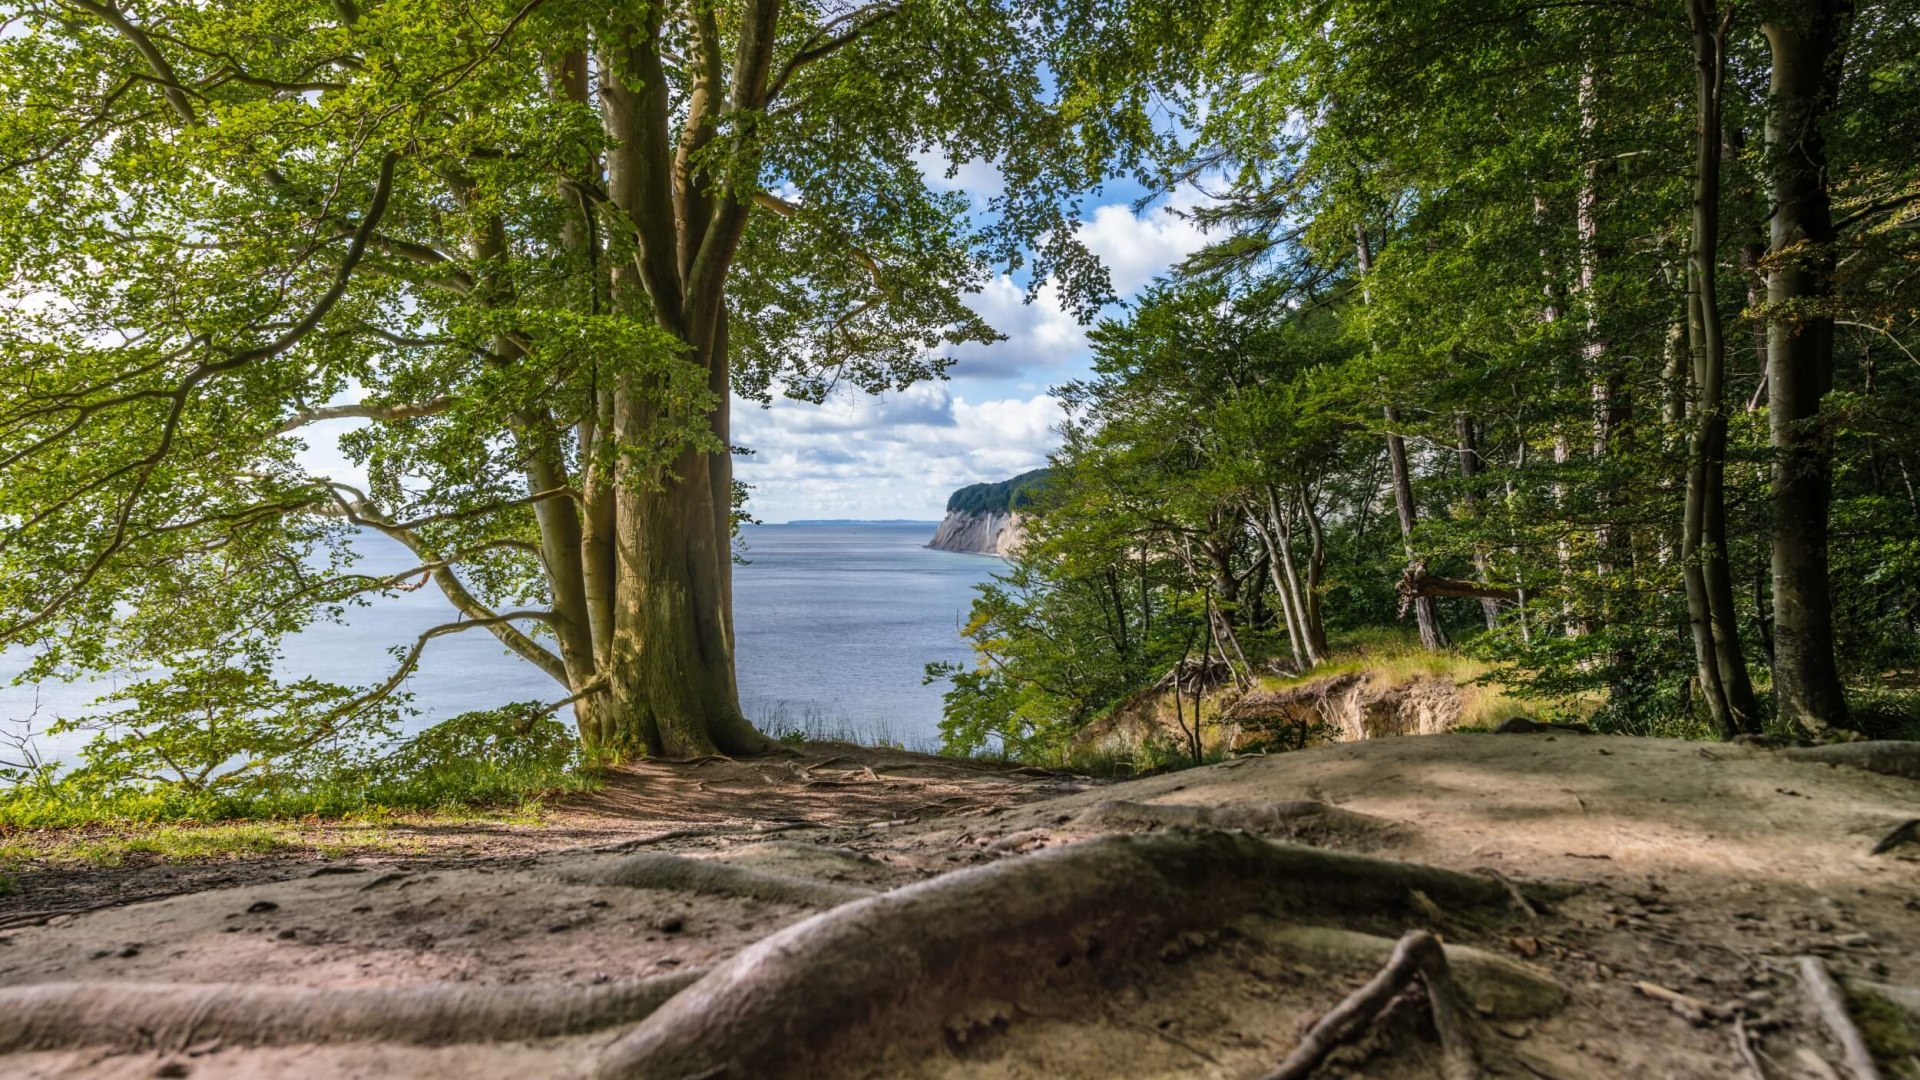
<box><xmin>0</xmin><ymin>0</ymin><xmax>1158</xmax><ymax>775</ymax></box>
<box><xmin>0</xmin><ymin>702</ymin><xmax>592</xmax><ymax>828</ymax></box>
<box><xmin>936</xmin><ymin>0</ymin><xmax>1920</xmax><ymax>760</ymax></box>
<box><xmin>944</xmin><ymin>469</ymin><xmax>1055</xmax><ymax>515</ymax></box>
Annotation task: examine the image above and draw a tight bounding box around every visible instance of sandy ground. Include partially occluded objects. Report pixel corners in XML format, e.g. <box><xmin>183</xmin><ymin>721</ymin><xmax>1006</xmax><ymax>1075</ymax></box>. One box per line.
<box><xmin>2</xmin><ymin>734</ymin><xmax>1916</xmax><ymax>1078</ymax></box>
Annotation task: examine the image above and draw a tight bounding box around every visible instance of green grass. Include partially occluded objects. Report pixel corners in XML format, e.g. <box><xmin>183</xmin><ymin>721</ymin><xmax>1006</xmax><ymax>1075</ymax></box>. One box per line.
<box><xmin>0</xmin><ymin>756</ymin><xmax>599</xmax><ymax>832</ymax></box>
<box><xmin>0</xmin><ymin>821</ymin><xmax>433</xmax><ymax>867</ymax></box>
<box><xmin>1248</xmin><ymin>642</ymin><xmax>1552</xmax><ymax>730</ymax></box>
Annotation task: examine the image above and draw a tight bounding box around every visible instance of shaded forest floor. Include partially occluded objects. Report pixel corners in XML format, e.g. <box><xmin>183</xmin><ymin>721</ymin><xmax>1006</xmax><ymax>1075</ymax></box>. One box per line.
<box><xmin>2</xmin><ymin>734</ymin><xmax>1917</xmax><ymax>1078</ymax></box>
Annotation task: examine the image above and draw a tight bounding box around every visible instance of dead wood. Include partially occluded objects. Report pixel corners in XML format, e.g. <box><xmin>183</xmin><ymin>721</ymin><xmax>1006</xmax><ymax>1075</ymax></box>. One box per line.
<box><xmin>1732</xmin><ymin>1014</ymin><xmax>1766</xmax><ymax>1080</ymax></box>
<box><xmin>1781</xmin><ymin>741</ymin><xmax>1920</xmax><ymax>781</ymax></box>
<box><xmin>0</xmin><ymin>972</ymin><xmax>701</xmax><ymax>1053</ymax></box>
<box><xmin>590</xmin><ymin>830</ymin><xmax>1517</xmax><ymax>1079</ymax></box>
<box><xmin>553</xmin><ymin>851</ymin><xmax>874</xmax><ymax>907</ymax></box>
<box><xmin>579</xmin><ymin>820</ymin><xmax>824</xmax><ymax>855</ymax></box>
<box><xmin>1259</xmin><ymin>929</ymin><xmax>1482</xmax><ymax>1080</ymax></box>
<box><xmin>1797</xmin><ymin>955</ymin><xmax>1884</xmax><ymax>1080</ymax></box>
<box><xmin>1397</xmin><ymin>560</ymin><xmax>1521</xmax><ymax>612</ymax></box>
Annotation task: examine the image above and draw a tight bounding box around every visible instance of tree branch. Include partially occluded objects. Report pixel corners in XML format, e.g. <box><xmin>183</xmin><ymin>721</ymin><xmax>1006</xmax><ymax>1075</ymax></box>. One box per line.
<box><xmin>275</xmin><ymin>395</ymin><xmax>456</xmax><ymax>434</ymax></box>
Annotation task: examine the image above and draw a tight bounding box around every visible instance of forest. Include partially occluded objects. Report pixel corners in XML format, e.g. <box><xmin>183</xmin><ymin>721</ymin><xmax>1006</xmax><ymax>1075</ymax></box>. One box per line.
<box><xmin>945</xmin><ymin>467</ymin><xmax>1053</xmax><ymax>516</ymax></box>
<box><xmin>934</xmin><ymin>0</ymin><xmax>1920</xmax><ymax>763</ymax></box>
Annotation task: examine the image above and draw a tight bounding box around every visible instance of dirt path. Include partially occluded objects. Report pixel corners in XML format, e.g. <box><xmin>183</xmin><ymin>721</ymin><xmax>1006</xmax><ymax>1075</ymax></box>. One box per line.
<box><xmin>0</xmin><ymin>744</ymin><xmax>1085</xmax><ymax>927</ymax></box>
<box><xmin>2</xmin><ymin>735</ymin><xmax>1916</xmax><ymax>1078</ymax></box>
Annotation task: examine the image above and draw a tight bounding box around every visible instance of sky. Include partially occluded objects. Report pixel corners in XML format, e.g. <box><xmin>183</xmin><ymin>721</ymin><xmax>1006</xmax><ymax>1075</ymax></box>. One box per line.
<box><xmin>296</xmin><ymin>161</ymin><xmax>1212</xmax><ymax>524</ymax></box>
<box><xmin>737</xmin><ymin>164</ymin><xmax>1209</xmax><ymax>523</ymax></box>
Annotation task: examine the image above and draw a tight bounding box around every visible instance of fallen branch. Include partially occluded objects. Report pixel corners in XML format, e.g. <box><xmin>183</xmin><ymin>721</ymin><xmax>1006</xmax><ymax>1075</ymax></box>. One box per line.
<box><xmin>0</xmin><ymin>972</ymin><xmax>700</xmax><ymax>1053</ymax></box>
<box><xmin>1797</xmin><ymin>955</ymin><xmax>1884</xmax><ymax>1080</ymax></box>
<box><xmin>580</xmin><ymin>820</ymin><xmax>824</xmax><ymax>854</ymax></box>
<box><xmin>1637</xmin><ymin>980</ymin><xmax>1730</xmax><ymax>1025</ymax></box>
<box><xmin>1732</xmin><ymin>1014</ymin><xmax>1766</xmax><ymax>1080</ymax></box>
<box><xmin>1260</xmin><ymin>929</ymin><xmax>1482</xmax><ymax>1080</ymax></box>
<box><xmin>1397</xmin><ymin>560</ymin><xmax>1520</xmax><ymax>614</ymax></box>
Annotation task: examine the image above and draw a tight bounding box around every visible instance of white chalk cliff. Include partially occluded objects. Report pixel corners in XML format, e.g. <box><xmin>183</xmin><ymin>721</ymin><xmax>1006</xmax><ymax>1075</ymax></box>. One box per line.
<box><xmin>927</xmin><ymin>510</ymin><xmax>1028</xmax><ymax>556</ymax></box>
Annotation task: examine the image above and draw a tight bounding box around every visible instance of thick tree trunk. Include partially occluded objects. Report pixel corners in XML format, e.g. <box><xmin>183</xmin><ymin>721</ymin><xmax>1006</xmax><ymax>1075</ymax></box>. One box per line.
<box><xmin>1762</xmin><ymin>0</ymin><xmax>1853</xmax><ymax>734</ymax></box>
<box><xmin>587</xmin><ymin>12</ymin><xmax>774</xmax><ymax>757</ymax></box>
<box><xmin>605</xmin><ymin>393</ymin><xmax>763</xmax><ymax>757</ymax></box>
<box><xmin>1683</xmin><ymin>0</ymin><xmax>1761</xmax><ymax>737</ymax></box>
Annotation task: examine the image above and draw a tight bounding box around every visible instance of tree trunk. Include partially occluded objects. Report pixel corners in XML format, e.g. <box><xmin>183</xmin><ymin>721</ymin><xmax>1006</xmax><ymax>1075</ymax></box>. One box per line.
<box><xmin>585</xmin><ymin>9</ymin><xmax>776</xmax><ymax>757</ymax></box>
<box><xmin>1453</xmin><ymin>415</ymin><xmax>1501</xmax><ymax>630</ymax></box>
<box><xmin>606</xmin><ymin>395</ymin><xmax>764</xmax><ymax>757</ymax></box>
<box><xmin>1354</xmin><ymin>223</ymin><xmax>1447</xmax><ymax>650</ymax></box>
<box><xmin>1385</xmin><ymin>408</ymin><xmax>1448</xmax><ymax>650</ymax></box>
<box><xmin>1762</xmin><ymin>0</ymin><xmax>1853</xmax><ymax>734</ymax></box>
<box><xmin>1260</xmin><ymin>486</ymin><xmax>1324</xmax><ymax>665</ymax></box>
<box><xmin>1683</xmin><ymin>0</ymin><xmax>1760</xmax><ymax>737</ymax></box>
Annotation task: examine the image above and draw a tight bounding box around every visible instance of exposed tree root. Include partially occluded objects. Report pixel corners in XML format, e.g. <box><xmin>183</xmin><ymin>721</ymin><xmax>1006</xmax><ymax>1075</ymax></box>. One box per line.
<box><xmin>590</xmin><ymin>830</ymin><xmax>1527</xmax><ymax>1079</ymax></box>
<box><xmin>0</xmin><ymin>971</ymin><xmax>701</xmax><ymax>1053</ymax></box>
<box><xmin>1798</xmin><ymin>955</ymin><xmax>1886</xmax><ymax>1080</ymax></box>
<box><xmin>1260</xmin><ymin>930</ymin><xmax>1482</xmax><ymax>1080</ymax></box>
<box><xmin>1781</xmin><ymin>741</ymin><xmax>1920</xmax><ymax>781</ymax></box>
<box><xmin>583</xmin><ymin>820</ymin><xmax>824</xmax><ymax>854</ymax></box>
<box><xmin>1073</xmin><ymin>798</ymin><xmax>1387</xmax><ymax>845</ymax></box>
<box><xmin>1869</xmin><ymin>819</ymin><xmax>1920</xmax><ymax>856</ymax></box>
<box><xmin>1261</xmin><ymin>926</ymin><xmax>1567</xmax><ymax>1019</ymax></box>
<box><xmin>553</xmin><ymin>851</ymin><xmax>875</xmax><ymax>907</ymax></box>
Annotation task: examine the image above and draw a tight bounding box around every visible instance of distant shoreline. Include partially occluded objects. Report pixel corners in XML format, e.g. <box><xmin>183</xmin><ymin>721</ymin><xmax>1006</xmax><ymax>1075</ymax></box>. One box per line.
<box><xmin>771</xmin><ymin>519</ymin><xmax>941</xmax><ymax>526</ymax></box>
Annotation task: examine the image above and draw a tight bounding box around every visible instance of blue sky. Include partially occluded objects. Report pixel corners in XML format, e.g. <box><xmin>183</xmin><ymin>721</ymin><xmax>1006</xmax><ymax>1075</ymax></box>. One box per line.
<box><xmin>737</xmin><ymin>161</ymin><xmax>1209</xmax><ymax>522</ymax></box>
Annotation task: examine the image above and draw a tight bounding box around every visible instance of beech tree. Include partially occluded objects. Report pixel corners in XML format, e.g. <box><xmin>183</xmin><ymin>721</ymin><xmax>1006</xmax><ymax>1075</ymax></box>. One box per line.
<box><xmin>0</xmin><ymin>0</ymin><xmax>1129</xmax><ymax>767</ymax></box>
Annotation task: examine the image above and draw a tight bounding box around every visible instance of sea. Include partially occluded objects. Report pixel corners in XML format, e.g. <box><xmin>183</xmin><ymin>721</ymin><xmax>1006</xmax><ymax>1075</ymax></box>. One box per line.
<box><xmin>0</xmin><ymin>522</ymin><xmax>1003</xmax><ymax>769</ymax></box>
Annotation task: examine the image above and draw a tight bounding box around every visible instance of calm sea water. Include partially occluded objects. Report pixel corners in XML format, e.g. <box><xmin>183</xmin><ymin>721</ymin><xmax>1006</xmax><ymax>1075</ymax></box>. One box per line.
<box><xmin>0</xmin><ymin>522</ymin><xmax>999</xmax><ymax>768</ymax></box>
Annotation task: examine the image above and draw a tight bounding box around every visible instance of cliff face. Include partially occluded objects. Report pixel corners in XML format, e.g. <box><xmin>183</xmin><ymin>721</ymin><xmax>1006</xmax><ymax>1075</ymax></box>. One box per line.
<box><xmin>930</xmin><ymin>468</ymin><xmax>1049</xmax><ymax>556</ymax></box>
<box><xmin>927</xmin><ymin>510</ymin><xmax>1028</xmax><ymax>556</ymax></box>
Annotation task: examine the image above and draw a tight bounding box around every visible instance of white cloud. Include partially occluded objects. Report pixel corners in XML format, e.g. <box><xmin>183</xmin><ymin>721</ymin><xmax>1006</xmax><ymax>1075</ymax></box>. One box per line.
<box><xmin>736</xmin><ymin>190</ymin><xmax>1209</xmax><ymax>519</ymax></box>
<box><xmin>1080</xmin><ymin>199</ymin><xmax>1207</xmax><ymax>295</ymax></box>
<box><xmin>735</xmin><ymin>386</ymin><xmax>1062</xmax><ymax>521</ymax></box>
<box><xmin>911</xmin><ymin>149</ymin><xmax>1005</xmax><ymax>201</ymax></box>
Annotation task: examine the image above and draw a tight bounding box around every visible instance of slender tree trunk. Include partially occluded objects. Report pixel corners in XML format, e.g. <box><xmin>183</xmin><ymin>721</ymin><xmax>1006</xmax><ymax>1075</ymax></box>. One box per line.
<box><xmin>1762</xmin><ymin>0</ymin><xmax>1853</xmax><ymax>733</ymax></box>
<box><xmin>1454</xmin><ymin>415</ymin><xmax>1501</xmax><ymax>630</ymax></box>
<box><xmin>1256</xmin><ymin>510</ymin><xmax>1310</xmax><ymax>671</ymax></box>
<box><xmin>1297</xmin><ymin>483</ymin><xmax>1331</xmax><ymax>656</ymax></box>
<box><xmin>1261</xmin><ymin>486</ymin><xmax>1324</xmax><ymax>664</ymax></box>
<box><xmin>1684</xmin><ymin>0</ymin><xmax>1760</xmax><ymax>737</ymax></box>
<box><xmin>1355</xmin><ymin>223</ymin><xmax>1448</xmax><ymax>650</ymax></box>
